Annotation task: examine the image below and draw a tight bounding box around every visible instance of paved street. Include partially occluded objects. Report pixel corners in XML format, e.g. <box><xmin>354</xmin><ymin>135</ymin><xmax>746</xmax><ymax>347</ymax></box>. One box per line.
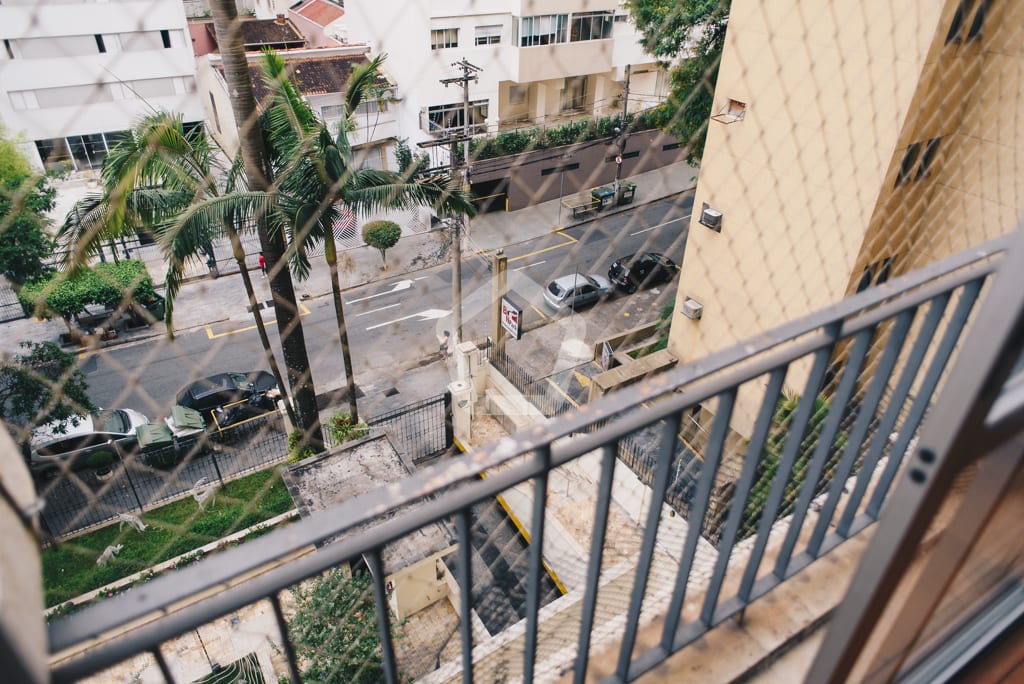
<box><xmin>5</xmin><ymin>161</ymin><xmax>697</xmax><ymax>424</ymax></box>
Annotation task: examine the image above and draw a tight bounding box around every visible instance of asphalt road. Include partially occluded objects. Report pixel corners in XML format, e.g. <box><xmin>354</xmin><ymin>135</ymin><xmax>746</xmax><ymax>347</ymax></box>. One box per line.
<box><xmin>81</xmin><ymin>193</ymin><xmax>693</xmax><ymax>419</ymax></box>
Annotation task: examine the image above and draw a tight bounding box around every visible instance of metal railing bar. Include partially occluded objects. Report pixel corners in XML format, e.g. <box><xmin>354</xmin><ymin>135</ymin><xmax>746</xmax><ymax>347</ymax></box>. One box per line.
<box><xmin>774</xmin><ymin>326</ymin><xmax>875</xmax><ymax>578</ymax></box>
<box><xmin>867</xmin><ymin>279</ymin><xmax>984</xmax><ymax>517</ymax></box>
<box><xmin>615</xmin><ymin>411</ymin><xmax>683</xmax><ymax>681</ymax></box>
<box><xmin>626</xmin><ymin>621</ymin><xmax>705</xmax><ymax>683</ymax></box>
<box><xmin>573</xmin><ymin>443</ymin><xmax>619</xmax><ymax>684</ymax></box>
<box><xmin>270</xmin><ymin>592</ymin><xmax>303</xmax><ymax>684</ymax></box>
<box><xmin>693</xmin><ymin>368</ymin><xmax>787</xmax><ymax>636</ymax></box>
<box><xmin>153</xmin><ymin>647</ymin><xmax>175</xmax><ymax>684</ymax></box>
<box><xmin>367</xmin><ymin>550</ymin><xmax>399</xmax><ymax>684</ymax></box>
<box><xmin>455</xmin><ymin>508</ymin><xmax>474</xmax><ymax>684</ymax></box>
<box><xmin>807</xmin><ymin>310</ymin><xmax>915</xmax><ymax>556</ymax></box>
<box><xmin>737</xmin><ymin>333</ymin><xmax>839</xmax><ymax>602</ymax></box>
<box><xmin>671</xmin><ymin>389</ymin><xmax>737</xmax><ymax>634</ymax></box>
<box><xmin>524</xmin><ymin>444</ymin><xmax>552</xmax><ymax>684</ymax></box>
<box><xmin>836</xmin><ymin>294</ymin><xmax>952</xmax><ymax>536</ymax></box>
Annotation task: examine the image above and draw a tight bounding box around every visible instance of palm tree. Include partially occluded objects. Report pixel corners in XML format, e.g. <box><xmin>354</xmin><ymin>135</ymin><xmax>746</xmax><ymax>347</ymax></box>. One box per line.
<box><xmin>258</xmin><ymin>51</ymin><xmax>476</xmax><ymax>422</ymax></box>
<box><xmin>210</xmin><ymin>0</ymin><xmax>323</xmax><ymax>448</ymax></box>
<box><xmin>58</xmin><ymin>115</ymin><xmax>300</xmax><ymax>428</ymax></box>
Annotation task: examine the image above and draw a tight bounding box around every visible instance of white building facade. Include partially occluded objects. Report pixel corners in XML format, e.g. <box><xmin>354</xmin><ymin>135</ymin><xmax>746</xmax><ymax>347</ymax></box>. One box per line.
<box><xmin>342</xmin><ymin>0</ymin><xmax>663</xmax><ymax>165</ymax></box>
<box><xmin>0</xmin><ymin>0</ymin><xmax>203</xmax><ymax>171</ymax></box>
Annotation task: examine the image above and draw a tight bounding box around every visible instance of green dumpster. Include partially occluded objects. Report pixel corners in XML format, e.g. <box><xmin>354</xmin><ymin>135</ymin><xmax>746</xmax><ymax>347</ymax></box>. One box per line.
<box><xmin>618</xmin><ymin>182</ymin><xmax>637</xmax><ymax>205</ymax></box>
<box><xmin>171</xmin><ymin>404</ymin><xmax>206</xmax><ymax>432</ymax></box>
<box><xmin>144</xmin><ymin>294</ymin><xmax>165</xmax><ymax>322</ymax></box>
<box><xmin>591</xmin><ymin>186</ymin><xmax>615</xmax><ymax>210</ymax></box>
<box><xmin>136</xmin><ymin>422</ymin><xmax>177</xmax><ymax>467</ymax></box>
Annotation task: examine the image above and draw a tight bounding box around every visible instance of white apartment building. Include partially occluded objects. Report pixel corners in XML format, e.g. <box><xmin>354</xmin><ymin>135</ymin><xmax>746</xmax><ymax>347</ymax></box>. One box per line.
<box><xmin>342</xmin><ymin>0</ymin><xmax>664</xmax><ymax>165</ymax></box>
<box><xmin>0</xmin><ymin>0</ymin><xmax>203</xmax><ymax>171</ymax></box>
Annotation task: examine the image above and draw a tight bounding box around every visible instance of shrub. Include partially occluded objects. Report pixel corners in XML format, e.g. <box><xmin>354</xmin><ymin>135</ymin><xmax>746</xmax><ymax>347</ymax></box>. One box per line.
<box><xmin>326</xmin><ymin>411</ymin><xmax>369</xmax><ymax>444</ymax></box>
<box><xmin>361</xmin><ymin>220</ymin><xmax>402</xmax><ymax>267</ymax></box>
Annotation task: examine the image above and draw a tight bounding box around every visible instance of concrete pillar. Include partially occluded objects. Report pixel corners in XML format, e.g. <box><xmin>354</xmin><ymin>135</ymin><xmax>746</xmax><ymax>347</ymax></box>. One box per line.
<box><xmin>449</xmin><ymin>380</ymin><xmax>472</xmax><ymax>448</ymax></box>
<box><xmin>455</xmin><ymin>341</ymin><xmax>485</xmax><ymax>404</ymax></box>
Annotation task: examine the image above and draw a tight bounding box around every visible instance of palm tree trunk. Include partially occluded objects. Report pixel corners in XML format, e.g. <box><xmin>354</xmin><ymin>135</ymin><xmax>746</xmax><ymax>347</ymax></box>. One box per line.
<box><xmin>323</xmin><ymin>236</ymin><xmax>359</xmax><ymax>421</ymax></box>
<box><xmin>224</xmin><ymin>223</ymin><xmax>299</xmax><ymax>427</ymax></box>
<box><xmin>210</xmin><ymin>0</ymin><xmax>323</xmax><ymax>450</ymax></box>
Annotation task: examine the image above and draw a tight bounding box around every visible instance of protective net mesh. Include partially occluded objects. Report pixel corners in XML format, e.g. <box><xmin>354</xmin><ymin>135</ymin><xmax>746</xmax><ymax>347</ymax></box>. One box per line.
<box><xmin>1</xmin><ymin>0</ymin><xmax>1021</xmax><ymax>682</ymax></box>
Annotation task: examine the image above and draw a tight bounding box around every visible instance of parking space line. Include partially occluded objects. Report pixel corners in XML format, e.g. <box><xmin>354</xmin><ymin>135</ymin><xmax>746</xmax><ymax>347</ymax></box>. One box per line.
<box><xmin>205</xmin><ymin>301</ymin><xmax>312</xmax><ymax>339</ymax></box>
<box><xmin>508</xmin><ymin>231</ymin><xmax>578</xmax><ymax>263</ymax></box>
<box><xmin>630</xmin><ymin>214</ymin><xmax>690</xmax><ymax>236</ymax></box>
<box><xmin>546</xmin><ymin>377</ymin><xmax>579</xmax><ymax>408</ymax></box>
<box><xmin>531</xmin><ymin>305</ymin><xmax>548</xmax><ymax>320</ymax></box>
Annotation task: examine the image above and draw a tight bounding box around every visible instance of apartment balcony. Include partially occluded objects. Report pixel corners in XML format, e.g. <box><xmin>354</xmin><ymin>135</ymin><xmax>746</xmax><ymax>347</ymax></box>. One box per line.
<box><xmin>5</xmin><ymin>231</ymin><xmax>1023</xmax><ymax>683</ymax></box>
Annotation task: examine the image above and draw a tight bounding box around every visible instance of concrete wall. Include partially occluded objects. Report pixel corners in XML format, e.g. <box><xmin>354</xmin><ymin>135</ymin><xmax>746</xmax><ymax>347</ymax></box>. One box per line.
<box><xmin>471</xmin><ymin>128</ymin><xmax>687</xmax><ymax>212</ymax></box>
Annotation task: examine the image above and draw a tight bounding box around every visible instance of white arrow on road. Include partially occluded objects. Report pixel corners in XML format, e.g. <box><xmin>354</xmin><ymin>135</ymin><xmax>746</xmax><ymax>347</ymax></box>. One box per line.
<box><xmin>366</xmin><ymin>308</ymin><xmax>450</xmax><ymax>331</ymax></box>
<box><xmin>346</xmin><ymin>279</ymin><xmax>416</xmax><ymax>305</ymax></box>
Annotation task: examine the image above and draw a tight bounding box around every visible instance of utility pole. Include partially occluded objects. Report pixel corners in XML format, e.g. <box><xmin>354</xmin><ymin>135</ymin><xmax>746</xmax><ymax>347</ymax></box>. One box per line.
<box><xmin>614</xmin><ymin>64</ymin><xmax>631</xmax><ymax>204</ymax></box>
<box><xmin>439</xmin><ymin>58</ymin><xmax>481</xmax><ymax>348</ymax></box>
<box><xmin>491</xmin><ymin>250</ymin><xmax>508</xmax><ymax>358</ymax></box>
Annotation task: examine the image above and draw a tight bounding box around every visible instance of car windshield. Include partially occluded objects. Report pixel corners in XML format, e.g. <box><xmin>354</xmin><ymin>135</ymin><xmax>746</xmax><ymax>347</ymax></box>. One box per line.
<box><xmin>548</xmin><ymin>281</ymin><xmax>567</xmax><ymax>297</ymax></box>
<box><xmin>95</xmin><ymin>409</ymin><xmax>128</xmax><ymax>433</ymax></box>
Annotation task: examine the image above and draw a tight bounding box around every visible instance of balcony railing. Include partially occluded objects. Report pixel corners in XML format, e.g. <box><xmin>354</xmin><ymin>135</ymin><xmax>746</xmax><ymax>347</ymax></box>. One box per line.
<box><xmin>44</xmin><ymin>233</ymin><xmax>1015</xmax><ymax>682</ymax></box>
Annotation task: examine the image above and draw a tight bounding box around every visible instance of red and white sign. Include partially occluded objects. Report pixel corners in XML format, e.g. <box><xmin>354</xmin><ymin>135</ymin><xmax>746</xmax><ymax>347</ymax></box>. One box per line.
<box><xmin>500</xmin><ymin>296</ymin><xmax>523</xmax><ymax>340</ymax></box>
<box><xmin>615</xmin><ymin>154</ymin><xmax>623</xmax><ymax>165</ymax></box>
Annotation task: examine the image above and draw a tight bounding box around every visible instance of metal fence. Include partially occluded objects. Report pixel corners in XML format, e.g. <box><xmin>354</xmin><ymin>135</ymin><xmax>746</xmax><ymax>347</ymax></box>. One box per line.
<box><xmin>37</xmin><ymin>393</ymin><xmax>454</xmax><ymax>540</ymax></box>
<box><xmin>488</xmin><ymin>348</ymin><xmax>574</xmax><ymax>419</ymax></box>
<box><xmin>45</xmin><ymin>234</ymin><xmax>1011</xmax><ymax>684</ymax></box>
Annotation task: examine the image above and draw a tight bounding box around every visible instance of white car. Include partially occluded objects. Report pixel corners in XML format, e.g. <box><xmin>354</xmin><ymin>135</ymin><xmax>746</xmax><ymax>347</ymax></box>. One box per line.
<box><xmin>28</xmin><ymin>408</ymin><xmax>150</xmax><ymax>479</ymax></box>
<box><xmin>543</xmin><ymin>273</ymin><xmax>611</xmax><ymax>311</ymax></box>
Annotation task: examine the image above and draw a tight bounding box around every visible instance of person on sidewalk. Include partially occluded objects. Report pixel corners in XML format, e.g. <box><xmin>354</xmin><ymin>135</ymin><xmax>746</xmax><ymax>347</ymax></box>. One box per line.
<box><xmin>258</xmin><ymin>252</ymin><xmax>266</xmax><ymax>278</ymax></box>
<box><xmin>438</xmin><ymin>330</ymin><xmax>450</xmax><ymax>363</ymax></box>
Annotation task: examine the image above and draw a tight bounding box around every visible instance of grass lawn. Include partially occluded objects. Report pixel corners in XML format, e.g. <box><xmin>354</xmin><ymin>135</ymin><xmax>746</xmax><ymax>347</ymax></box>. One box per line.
<box><xmin>42</xmin><ymin>469</ymin><xmax>294</xmax><ymax>608</ymax></box>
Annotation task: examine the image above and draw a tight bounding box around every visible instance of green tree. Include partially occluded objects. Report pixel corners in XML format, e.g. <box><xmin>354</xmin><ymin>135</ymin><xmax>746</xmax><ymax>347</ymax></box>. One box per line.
<box><xmin>18</xmin><ymin>259</ymin><xmax>156</xmax><ymax>337</ymax></box>
<box><xmin>627</xmin><ymin>0</ymin><xmax>730</xmax><ymax>165</ymax></box>
<box><xmin>0</xmin><ymin>341</ymin><xmax>95</xmax><ymax>446</ymax></box>
<box><xmin>288</xmin><ymin>569</ymin><xmax>386</xmax><ymax>684</ymax></box>
<box><xmin>0</xmin><ymin>127</ymin><xmax>56</xmax><ymax>285</ymax></box>
<box><xmin>361</xmin><ymin>220</ymin><xmax>402</xmax><ymax>268</ymax></box>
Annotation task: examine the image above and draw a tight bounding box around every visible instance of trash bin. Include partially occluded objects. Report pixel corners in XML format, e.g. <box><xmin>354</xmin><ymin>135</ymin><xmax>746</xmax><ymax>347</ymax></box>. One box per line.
<box><xmin>144</xmin><ymin>294</ymin><xmax>165</xmax><ymax>322</ymax></box>
<box><xmin>591</xmin><ymin>186</ymin><xmax>615</xmax><ymax>210</ymax></box>
<box><xmin>618</xmin><ymin>182</ymin><xmax>637</xmax><ymax>205</ymax></box>
<box><xmin>136</xmin><ymin>422</ymin><xmax>177</xmax><ymax>467</ymax></box>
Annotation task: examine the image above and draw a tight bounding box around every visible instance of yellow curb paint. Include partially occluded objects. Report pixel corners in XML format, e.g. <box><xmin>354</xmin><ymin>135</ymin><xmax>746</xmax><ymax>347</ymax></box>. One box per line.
<box><xmin>206</xmin><ymin>302</ymin><xmax>312</xmax><ymax>339</ymax></box>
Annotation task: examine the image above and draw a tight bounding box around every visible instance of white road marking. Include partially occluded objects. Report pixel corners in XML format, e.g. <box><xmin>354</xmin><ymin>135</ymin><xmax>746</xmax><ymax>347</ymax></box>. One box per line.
<box><xmin>346</xmin><ymin>279</ymin><xmax>416</xmax><ymax>305</ymax></box>
<box><xmin>630</xmin><ymin>214</ymin><xmax>691</xmax><ymax>236</ymax></box>
<box><xmin>356</xmin><ymin>303</ymin><xmax>401</xmax><ymax>317</ymax></box>
<box><xmin>514</xmin><ymin>260</ymin><xmax>546</xmax><ymax>272</ymax></box>
<box><xmin>366</xmin><ymin>308</ymin><xmax>451</xmax><ymax>331</ymax></box>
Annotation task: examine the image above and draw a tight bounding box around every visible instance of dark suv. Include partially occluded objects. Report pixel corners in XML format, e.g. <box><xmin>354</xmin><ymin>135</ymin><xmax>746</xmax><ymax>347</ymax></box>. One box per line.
<box><xmin>608</xmin><ymin>252</ymin><xmax>678</xmax><ymax>293</ymax></box>
<box><xmin>175</xmin><ymin>371</ymin><xmax>279</xmax><ymax>425</ymax></box>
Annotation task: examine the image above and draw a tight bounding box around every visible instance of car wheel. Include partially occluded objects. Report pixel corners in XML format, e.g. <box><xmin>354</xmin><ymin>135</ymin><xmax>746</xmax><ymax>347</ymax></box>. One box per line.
<box><xmin>627</xmin><ymin>283</ymin><xmax>638</xmax><ymax>294</ymax></box>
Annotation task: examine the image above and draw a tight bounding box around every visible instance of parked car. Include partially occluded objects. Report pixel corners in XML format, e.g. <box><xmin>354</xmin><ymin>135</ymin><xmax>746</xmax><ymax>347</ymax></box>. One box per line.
<box><xmin>543</xmin><ymin>273</ymin><xmax>611</xmax><ymax>311</ymax></box>
<box><xmin>175</xmin><ymin>370</ymin><xmax>280</xmax><ymax>426</ymax></box>
<box><xmin>28</xmin><ymin>408</ymin><xmax>150</xmax><ymax>479</ymax></box>
<box><xmin>608</xmin><ymin>252</ymin><xmax>678</xmax><ymax>293</ymax></box>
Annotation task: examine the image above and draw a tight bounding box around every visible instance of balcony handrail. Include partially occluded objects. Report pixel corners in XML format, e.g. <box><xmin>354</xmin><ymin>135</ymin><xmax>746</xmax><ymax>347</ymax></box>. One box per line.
<box><xmin>48</xmin><ymin>233</ymin><xmax>1011</xmax><ymax>680</ymax></box>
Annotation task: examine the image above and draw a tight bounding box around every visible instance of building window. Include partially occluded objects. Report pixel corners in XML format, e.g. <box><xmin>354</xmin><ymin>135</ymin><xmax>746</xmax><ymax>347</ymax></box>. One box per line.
<box><xmin>475</xmin><ymin>25</ymin><xmax>501</xmax><ymax>46</ymax></box>
<box><xmin>425</xmin><ymin>100</ymin><xmax>488</xmax><ymax>133</ymax></box>
<box><xmin>508</xmin><ymin>85</ymin><xmax>528</xmax><ymax>105</ymax></box>
<box><xmin>561</xmin><ymin>76</ymin><xmax>588</xmax><ymax>111</ymax></box>
<box><xmin>857</xmin><ymin>257</ymin><xmax>897</xmax><ymax>293</ymax></box>
<box><xmin>160</xmin><ymin>29</ymin><xmax>171</xmax><ymax>49</ymax></box>
<box><xmin>431</xmin><ymin>28</ymin><xmax>458</xmax><ymax>50</ymax></box>
<box><xmin>946</xmin><ymin>0</ymin><xmax>989</xmax><ymax>44</ymax></box>
<box><xmin>3</xmin><ymin>39</ymin><xmax>13</xmax><ymax>59</ymax></box>
<box><xmin>570</xmin><ymin>11</ymin><xmax>614</xmax><ymax>42</ymax></box>
<box><xmin>95</xmin><ymin>34</ymin><xmax>106</xmax><ymax>53</ymax></box>
<box><xmin>895</xmin><ymin>142</ymin><xmax>921</xmax><ymax>187</ymax></box>
<box><xmin>520</xmin><ymin>14</ymin><xmax>567</xmax><ymax>46</ymax></box>
<box><xmin>916</xmin><ymin>137</ymin><xmax>942</xmax><ymax>179</ymax></box>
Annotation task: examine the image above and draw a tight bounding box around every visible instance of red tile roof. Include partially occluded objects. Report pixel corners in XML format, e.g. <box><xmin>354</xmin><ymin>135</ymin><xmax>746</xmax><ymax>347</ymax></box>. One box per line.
<box><xmin>295</xmin><ymin>0</ymin><xmax>344</xmax><ymax>27</ymax></box>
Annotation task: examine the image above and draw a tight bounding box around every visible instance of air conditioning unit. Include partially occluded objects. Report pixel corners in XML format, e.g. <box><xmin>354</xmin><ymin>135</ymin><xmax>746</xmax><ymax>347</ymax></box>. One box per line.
<box><xmin>700</xmin><ymin>206</ymin><xmax>723</xmax><ymax>232</ymax></box>
<box><xmin>681</xmin><ymin>297</ymin><xmax>703</xmax><ymax>320</ymax></box>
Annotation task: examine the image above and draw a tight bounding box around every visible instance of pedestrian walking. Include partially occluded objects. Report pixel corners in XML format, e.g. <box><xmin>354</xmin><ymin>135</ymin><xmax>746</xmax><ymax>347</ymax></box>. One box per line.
<box><xmin>258</xmin><ymin>252</ymin><xmax>266</xmax><ymax>277</ymax></box>
<box><xmin>438</xmin><ymin>330</ymin><xmax>450</xmax><ymax>363</ymax></box>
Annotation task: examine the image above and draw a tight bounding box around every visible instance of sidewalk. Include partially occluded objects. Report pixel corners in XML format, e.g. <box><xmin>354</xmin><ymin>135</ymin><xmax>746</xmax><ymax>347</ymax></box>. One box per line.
<box><xmin>6</xmin><ymin>160</ymin><xmax>697</xmax><ymax>415</ymax></box>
